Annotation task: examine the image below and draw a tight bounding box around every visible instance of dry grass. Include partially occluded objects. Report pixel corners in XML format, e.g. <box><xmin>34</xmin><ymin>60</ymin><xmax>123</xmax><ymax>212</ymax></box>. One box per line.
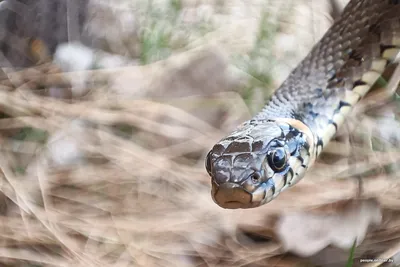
<box><xmin>0</xmin><ymin>58</ymin><xmax>399</xmax><ymax>267</ymax></box>
<box><xmin>0</xmin><ymin>0</ymin><xmax>399</xmax><ymax>266</ymax></box>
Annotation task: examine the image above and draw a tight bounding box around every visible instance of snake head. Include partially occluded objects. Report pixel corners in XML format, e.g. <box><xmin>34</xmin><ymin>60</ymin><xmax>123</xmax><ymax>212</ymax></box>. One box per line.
<box><xmin>205</xmin><ymin>120</ymin><xmax>314</xmax><ymax>209</ymax></box>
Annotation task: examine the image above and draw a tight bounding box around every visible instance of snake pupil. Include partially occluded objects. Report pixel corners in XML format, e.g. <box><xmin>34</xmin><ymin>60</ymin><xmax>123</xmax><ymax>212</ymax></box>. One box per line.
<box><xmin>268</xmin><ymin>147</ymin><xmax>287</xmax><ymax>171</ymax></box>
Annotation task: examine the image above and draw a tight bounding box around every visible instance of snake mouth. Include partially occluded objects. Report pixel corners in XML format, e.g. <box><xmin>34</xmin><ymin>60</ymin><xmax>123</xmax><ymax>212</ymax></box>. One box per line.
<box><xmin>211</xmin><ymin>182</ymin><xmax>262</xmax><ymax>209</ymax></box>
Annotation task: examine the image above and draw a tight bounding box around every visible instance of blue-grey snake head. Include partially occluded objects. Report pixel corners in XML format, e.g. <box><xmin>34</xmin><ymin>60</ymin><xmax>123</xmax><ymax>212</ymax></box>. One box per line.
<box><xmin>205</xmin><ymin>119</ymin><xmax>315</xmax><ymax>209</ymax></box>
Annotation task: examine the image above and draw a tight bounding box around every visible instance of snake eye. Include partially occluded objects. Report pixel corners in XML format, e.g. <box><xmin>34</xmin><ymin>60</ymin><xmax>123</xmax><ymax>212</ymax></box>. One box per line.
<box><xmin>205</xmin><ymin>151</ymin><xmax>213</xmax><ymax>175</ymax></box>
<box><xmin>267</xmin><ymin>147</ymin><xmax>287</xmax><ymax>172</ymax></box>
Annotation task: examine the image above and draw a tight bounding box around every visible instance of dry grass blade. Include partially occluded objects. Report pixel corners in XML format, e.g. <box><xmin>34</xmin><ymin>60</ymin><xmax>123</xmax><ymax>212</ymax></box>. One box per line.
<box><xmin>362</xmin><ymin>241</ymin><xmax>400</xmax><ymax>267</ymax></box>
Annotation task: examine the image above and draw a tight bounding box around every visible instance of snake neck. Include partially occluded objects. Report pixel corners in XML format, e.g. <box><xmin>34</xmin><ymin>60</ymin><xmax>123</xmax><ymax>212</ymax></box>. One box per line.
<box><xmin>253</xmin><ymin>0</ymin><xmax>400</xmax><ymax>158</ymax></box>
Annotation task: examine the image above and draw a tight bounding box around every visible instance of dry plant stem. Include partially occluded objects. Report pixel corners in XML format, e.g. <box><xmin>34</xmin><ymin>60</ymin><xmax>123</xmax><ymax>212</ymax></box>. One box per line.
<box><xmin>0</xmin><ymin>90</ymin><xmax>219</xmax><ymax>141</ymax></box>
<box><xmin>0</xmin><ymin>153</ymin><xmax>34</xmax><ymax>214</ymax></box>
<box><xmin>153</xmin><ymin>136</ymin><xmax>209</xmax><ymax>159</ymax></box>
<box><xmin>0</xmin><ymin>217</ymin><xmax>56</xmax><ymax>244</ymax></box>
<box><xmin>0</xmin><ymin>248</ymin><xmax>69</xmax><ymax>266</ymax></box>
<box><xmin>16</xmin><ymin>116</ymin><xmax>62</xmax><ymax>132</ymax></box>
<box><xmin>0</xmin><ymin>152</ymin><xmax>92</xmax><ymax>264</ymax></box>
<box><xmin>0</xmin><ymin>88</ymin><xmax>226</xmax><ymax>170</ymax></box>
<box><xmin>363</xmin><ymin>240</ymin><xmax>400</xmax><ymax>267</ymax></box>
<box><xmin>94</xmin><ymin>129</ymin><xmax>197</xmax><ymax>181</ymax></box>
<box><xmin>345</xmin><ymin>121</ymin><xmax>364</xmax><ymax>198</ymax></box>
<box><xmin>115</xmin><ymin>98</ymin><xmax>224</xmax><ymax>135</ymax></box>
<box><xmin>0</xmin><ymin>117</ymin><xmax>39</xmax><ymax>129</ymax></box>
<box><xmin>35</xmin><ymin>158</ymin><xmax>80</xmax><ymax>261</ymax></box>
<box><xmin>5</xmin><ymin>60</ymin><xmax>159</xmax><ymax>89</ymax></box>
<box><xmin>0</xmin><ymin>84</ymin><xmax>13</xmax><ymax>91</ymax></box>
<box><xmin>5</xmin><ymin>45</ymin><xmax>224</xmax><ymax>86</ymax></box>
<box><xmin>324</xmin><ymin>140</ymin><xmax>370</xmax><ymax>156</ymax></box>
<box><xmin>3</xmin><ymin>140</ymin><xmax>40</xmax><ymax>154</ymax></box>
<box><xmin>313</xmin><ymin>151</ymin><xmax>400</xmax><ymax>180</ymax></box>
<box><xmin>0</xmin><ymin>116</ymin><xmax>63</xmax><ymax>135</ymax></box>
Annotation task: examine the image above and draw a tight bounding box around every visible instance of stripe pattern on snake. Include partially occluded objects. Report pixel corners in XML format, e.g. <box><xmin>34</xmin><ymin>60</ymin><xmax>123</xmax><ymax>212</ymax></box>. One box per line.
<box><xmin>206</xmin><ymin>0</ymin><xmax>400</xmax><ymax>209</ymax></box>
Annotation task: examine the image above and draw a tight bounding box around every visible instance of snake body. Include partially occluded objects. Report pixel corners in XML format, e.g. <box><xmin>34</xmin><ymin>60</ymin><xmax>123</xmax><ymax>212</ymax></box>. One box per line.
<box><xmin>206</xmin><ymin>0</ymin><xmax>400</xmax><ymax>209</ymax></box>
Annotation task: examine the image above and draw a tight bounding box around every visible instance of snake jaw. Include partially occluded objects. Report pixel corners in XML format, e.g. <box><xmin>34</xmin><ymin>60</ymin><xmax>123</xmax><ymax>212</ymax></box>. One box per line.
<box><xmin>211</xmin><ymin>182</ymin><xmax>252</xmax><ymax>209</ymax></box>
<box><xmin>211</xmin><ymin>178</ymin><xmax>275</xmax><ymax>209</ymax></box>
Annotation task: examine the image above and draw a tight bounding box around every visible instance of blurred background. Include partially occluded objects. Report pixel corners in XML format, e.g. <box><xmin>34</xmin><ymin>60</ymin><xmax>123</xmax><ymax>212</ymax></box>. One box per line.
<box><xmin>0</xmin><ymin>0</ymin><xmax>399</xmax><ymax>266</ymax></box>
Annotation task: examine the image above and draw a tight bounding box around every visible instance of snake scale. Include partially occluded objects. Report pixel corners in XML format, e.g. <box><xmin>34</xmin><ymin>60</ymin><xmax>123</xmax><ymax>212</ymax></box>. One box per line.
<box><xmin>206</xmin><ymin>0</ymin><xmax>400</xmax><ymax>209</ymax></box>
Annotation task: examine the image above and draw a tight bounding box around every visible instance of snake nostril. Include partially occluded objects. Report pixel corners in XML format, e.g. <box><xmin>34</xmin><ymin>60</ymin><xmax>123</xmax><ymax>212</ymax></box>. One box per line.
<box><xmin>250</xmin><ymin>172</ymin><xmax>261</xmax><ymax>184</ymax></box>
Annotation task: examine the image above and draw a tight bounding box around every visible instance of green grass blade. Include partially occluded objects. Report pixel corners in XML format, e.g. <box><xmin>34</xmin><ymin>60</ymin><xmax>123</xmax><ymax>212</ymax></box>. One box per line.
<box><xmin>346</xmin><ymin>239</ymin><xmax>357</xmax><ymax>267</ymax></box>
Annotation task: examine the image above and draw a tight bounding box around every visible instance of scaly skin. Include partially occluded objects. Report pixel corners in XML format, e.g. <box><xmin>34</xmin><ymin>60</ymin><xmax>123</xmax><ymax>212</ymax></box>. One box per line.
<box><xmin>206</xmin><ymin>0</ymin><xmax>400</xmax><ymax>209</ymax></box>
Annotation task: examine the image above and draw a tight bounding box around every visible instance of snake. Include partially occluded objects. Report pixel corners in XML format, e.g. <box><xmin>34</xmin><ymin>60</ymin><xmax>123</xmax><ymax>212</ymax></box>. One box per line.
<box><xmin>205</xmin><ymin>0</ymin><xmax>400</xmax><ymax>209</ymax></box>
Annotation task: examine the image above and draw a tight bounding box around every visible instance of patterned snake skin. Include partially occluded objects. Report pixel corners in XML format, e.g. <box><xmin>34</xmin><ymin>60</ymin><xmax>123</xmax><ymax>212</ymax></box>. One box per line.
<box><xmin>206</xmin><ymin>0</ymin><xmax>400</xmax><ymax>209</ymax></box>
